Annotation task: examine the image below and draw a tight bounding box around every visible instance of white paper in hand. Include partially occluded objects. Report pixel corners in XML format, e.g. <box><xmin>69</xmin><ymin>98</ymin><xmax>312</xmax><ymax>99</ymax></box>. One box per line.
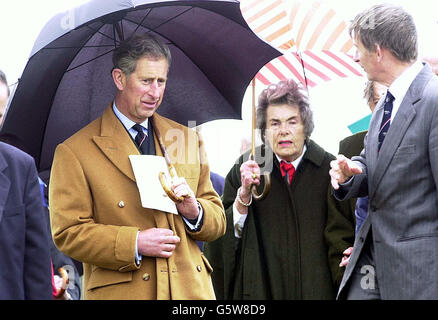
<box><xmin>129</xmin><ymin>155</ymin><xmax>178</xmax><ymax>214</ymax></box>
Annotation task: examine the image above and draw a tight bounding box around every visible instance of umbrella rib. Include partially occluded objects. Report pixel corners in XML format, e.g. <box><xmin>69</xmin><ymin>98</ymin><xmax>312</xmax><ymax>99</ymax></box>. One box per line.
<box><xmin>43</xmin><ymin>45</ymin><xmax>116</xmax><ymax>50</ymax></box>
<box><xmin>124</xmin><ymin>6</ymin><xmax>235</xmax><ymax>107</ymax></box>
<box><xmin>113</xmin><ymin>22</ymin><xmax>117</xmax><ymax>47</ymax></box>
<box><xmin>62</xmin><ymin>6</ymin><xmax>195</xmax><ymax>75</ymax></box>
<box><xmin>66</xmin><ymin>48</ymin><xmax>115</xmax><ymax>73</ymax></box>
<box><xmin>124</xmin><ymin>6</ymin><xmax>194</xmax><ymax>36</ymax></box>
<box><xmin>298</xmin><ymin>52</ymin><xmax>310</xmax><ymax>91</ymax></box>
<box><xmin>85</xmin><ymin>25</ymin><xmax>120</xmax><ymax>44</ymax></box>
<box><xmin>132</xmin><ymin>8</ymin><xmax>153</xmax><ymax>35</ymax></box>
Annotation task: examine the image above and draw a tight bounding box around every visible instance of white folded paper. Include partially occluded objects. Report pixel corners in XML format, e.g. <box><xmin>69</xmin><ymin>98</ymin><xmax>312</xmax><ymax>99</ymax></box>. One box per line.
<box><xmin>129</xmin><ymin>155</ymin><xmax>178</xmax><ymax>214</ymax></box>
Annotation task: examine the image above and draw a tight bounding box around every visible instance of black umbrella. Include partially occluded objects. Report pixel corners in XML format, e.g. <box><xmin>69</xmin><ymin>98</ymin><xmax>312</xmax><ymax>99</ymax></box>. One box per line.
<box><xmin>0</xmin><ymin>0</ymin><xmax>280</xmax><ymax>172</ymax></box>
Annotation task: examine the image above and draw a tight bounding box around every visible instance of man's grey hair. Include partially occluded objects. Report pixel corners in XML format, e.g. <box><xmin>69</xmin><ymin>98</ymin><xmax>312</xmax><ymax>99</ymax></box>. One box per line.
<box><xmin>256</xmin><ymin>79</ymin><xmax>314</xmax><ymax>144</ymax></box>
<box><xmin>112</xmin><ymin>33</ymin><xmax>172</xmax><ymax>75</ymax></box>
<box><xmin>349</xmin><ymin>4</ymin><xmax>418</xmax><ymax>63</ymax></box>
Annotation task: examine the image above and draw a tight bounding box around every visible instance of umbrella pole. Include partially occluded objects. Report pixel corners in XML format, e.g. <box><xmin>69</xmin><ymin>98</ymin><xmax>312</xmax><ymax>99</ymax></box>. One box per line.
<box><xmin>251</xmin><ymin>78</ymin><xmax>256</xmax><ymax>158</ymax></box>
<box><xmin>151</xmin><ymin>116</ymin><xmax>185</xmax><ymax>204</ymax></box>
<box><xmin>250</xmin><ymin>78</ymin><xmax>271</xmax><ymax>201</ymax></box>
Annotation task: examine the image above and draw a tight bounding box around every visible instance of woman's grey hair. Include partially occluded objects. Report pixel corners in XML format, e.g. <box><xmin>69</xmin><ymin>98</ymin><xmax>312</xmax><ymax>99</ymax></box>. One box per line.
<box><xmin>349</xmin><ymin>4</ymin><xmax>417</xmax><ymax>63</ymax></box>
<box><xmin>363</xmin><ymin>80</ymin><xmax>376</xmax><ymax>105</ymax></box>
<box><xmin>256</xmin><ymin>79</ymin><xmax>314</xmax><ymax>144</ymax></box>
<box><xmin>112</xmin><ymin>33</ymin><xmax>172</xmax><ymax>75</ymax></box>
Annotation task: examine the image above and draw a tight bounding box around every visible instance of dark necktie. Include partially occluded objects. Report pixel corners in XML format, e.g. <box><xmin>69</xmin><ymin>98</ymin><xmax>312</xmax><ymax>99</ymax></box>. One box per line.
<box><xmin>280</xmin><ymin>160</ymin><xmax>295</xmax><ymax>184</ymax></box>
<box><xmin>378</xmin><ymin>91</ymin><xmax>395</xmax><ymax>151</ymax></box>
<box><xmin>132</xmin><ymin>124</ymin><xmax>148</xmax><ymax>154</ymax></box>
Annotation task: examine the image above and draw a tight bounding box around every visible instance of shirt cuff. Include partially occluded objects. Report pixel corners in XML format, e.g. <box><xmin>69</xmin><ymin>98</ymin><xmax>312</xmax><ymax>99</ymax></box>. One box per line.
<box><xmin>233</xmin><ymin>202</ymin><xmax>248</xmax><ymax>238</ymax></box>
<box><xmin>182</xmin><ymin>201</ymin><xmax>204</xmax><ymax>232</ymax></box>
<box><xmin>340</xmin><ymin>175</ymin><xmax>355</xmax><ymax>187</ymax></box>
<box><xmin>135</xmin><ymin>231</ymin><xmax>142</xmax><ymax>266</ymax></box>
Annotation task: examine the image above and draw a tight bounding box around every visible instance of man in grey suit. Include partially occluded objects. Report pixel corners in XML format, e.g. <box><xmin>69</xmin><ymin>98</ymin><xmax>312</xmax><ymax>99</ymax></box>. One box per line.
<box><xmin>330</xmin><ymin>4</ymin><xmax>438</xmax><ymax>299</ymax></box>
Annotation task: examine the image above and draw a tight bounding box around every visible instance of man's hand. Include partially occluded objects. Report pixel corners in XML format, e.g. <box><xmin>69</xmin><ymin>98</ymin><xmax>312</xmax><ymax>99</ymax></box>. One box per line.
<box><xmin>339</xmin><ymin>246</ymin><xmax>353</xmax><ymax>267</ymax></box>
<box><xmin>172</xmin><ymin>177</ymin><xmax>199</xmax><ymax>220</ymax></box>
<box><xmin>329</xmin><ymin>154</ymin><xmax>363</xmax><ymax>190</ymax></box>
<box><xmin>137</xmin><ymin>228</ymin><xmax>181</xmax><ymax>258</ymax></box>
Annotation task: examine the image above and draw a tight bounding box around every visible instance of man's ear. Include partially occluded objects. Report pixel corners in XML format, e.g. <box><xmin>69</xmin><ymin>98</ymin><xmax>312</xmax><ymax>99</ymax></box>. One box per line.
<box><xmin>112</xmin><ymin>68</ymin><xmax>126</xmax><ymax>90</ymax></box>
<box><xmin>375</xmin><ymin>43</ymin><xmax>383</xmax><ymax>63</ymax></box>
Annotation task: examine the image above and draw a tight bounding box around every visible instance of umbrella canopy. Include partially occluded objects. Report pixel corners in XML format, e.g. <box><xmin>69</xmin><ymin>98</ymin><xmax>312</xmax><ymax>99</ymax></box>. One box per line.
<box><xmin>1</xmin><ymin>0</ymin><xmax>280</xmax><ymax>171</ymax></box>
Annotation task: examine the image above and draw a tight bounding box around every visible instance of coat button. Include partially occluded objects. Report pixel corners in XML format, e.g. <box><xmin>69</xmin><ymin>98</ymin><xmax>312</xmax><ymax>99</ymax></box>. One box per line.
<box><xmin>118</xmin><ymin>201</ymin><xmax>125</xmax><ymax>208</ymax></box>
<box><xmin>196</xmin><ymin>265</ymin><xmax>202</xmax><ymax>272</ymax></box>
<box><xmin>142</xmin><ymin>273</ymin><xmax>150</xmax><ymax>281</ymax></box>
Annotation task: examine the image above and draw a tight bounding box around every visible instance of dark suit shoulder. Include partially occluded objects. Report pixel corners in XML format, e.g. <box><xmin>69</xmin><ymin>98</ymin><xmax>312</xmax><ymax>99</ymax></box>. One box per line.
<box><xmin>0</xmin><ymin>141</ymin><xmax>35</xmax><ymax>168</ymax></box>
<box><xmin>305</xmin><ymin>139</ymin><xmax>334</xmax><ymax>166</ymax></box>
<box><xmin>339</xmin><ymin>131</ymin><xmax>367</xmax><ymax>158</ymax></box>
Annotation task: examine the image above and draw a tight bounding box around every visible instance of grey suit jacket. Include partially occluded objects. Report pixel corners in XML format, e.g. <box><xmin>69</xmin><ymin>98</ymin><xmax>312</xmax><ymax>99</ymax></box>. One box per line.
<box><xmin>335</xmin><ymin>64</ymin><xmax>438</xmax><ymax>299</ymax></box>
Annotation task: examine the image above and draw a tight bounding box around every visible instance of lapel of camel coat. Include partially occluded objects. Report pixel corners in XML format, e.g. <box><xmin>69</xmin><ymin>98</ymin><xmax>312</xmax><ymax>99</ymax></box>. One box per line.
<box><xmin>92</xmin><ymin>104</ymin><xmax>141</xmax><ymax>183</ymax></box>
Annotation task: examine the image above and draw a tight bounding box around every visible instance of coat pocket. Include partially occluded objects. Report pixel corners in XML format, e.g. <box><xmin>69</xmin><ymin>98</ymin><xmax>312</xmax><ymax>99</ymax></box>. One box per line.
<box><xmin>87</xmin><ymin>266</ymin><xmax>132</xmax><ymax>291</ymax></box>
<box><xmin>397</xmin><ymin>232</ymin><xmax>438</xmax><ymax>242</ymax></box>
<box><xmin>3</xmin><ymin>204</ymin><xmax>25</xmax><ymax>217</ymax></box>
<box><xmin>393</xmin><ymin>144</ymin><xmax>415</xmax><ymax>158</ymax></box>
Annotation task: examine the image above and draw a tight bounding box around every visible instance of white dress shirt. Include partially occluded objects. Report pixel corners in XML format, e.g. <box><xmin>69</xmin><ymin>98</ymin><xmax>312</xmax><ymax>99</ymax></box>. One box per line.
<box><xmin>387</xmin><ymin>60</ymin><xmax>423</xmax><ymax>121</ymax></box>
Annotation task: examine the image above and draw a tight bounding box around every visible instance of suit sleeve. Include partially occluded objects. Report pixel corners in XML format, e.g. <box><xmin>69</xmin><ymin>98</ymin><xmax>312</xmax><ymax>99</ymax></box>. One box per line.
<box><xmin>23</xmin><ymin>158</ymin><xmax>53</xmax><ymax>300</ymax></box>
<box><xmin>428</xmin><ymin>98</ymin><xmax>438</xmax><ymax>194</ymax></box>
<box><xmin>333</xmin><ymin>149</ymin><xmax>369</xmax><ymax>201</ymax></box>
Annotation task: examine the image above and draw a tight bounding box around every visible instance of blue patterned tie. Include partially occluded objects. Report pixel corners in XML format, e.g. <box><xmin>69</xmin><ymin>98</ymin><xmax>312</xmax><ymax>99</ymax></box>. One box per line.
<box><xmin>378</xmin><ymin>91</ymin><xmax>394</xmax><ymax>151</ymax></box>
<box><xmin>132</xmin><ymin>124</ymin><xmax>148</xmax><ymax>154</ymax></box>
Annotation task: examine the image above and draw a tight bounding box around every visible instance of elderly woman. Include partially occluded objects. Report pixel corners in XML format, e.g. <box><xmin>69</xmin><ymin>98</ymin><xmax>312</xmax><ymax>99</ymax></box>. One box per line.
<box><xmin>204</xmin><ymin>79</ymin><xmax>354</xmax><ymax>300</ymax></box>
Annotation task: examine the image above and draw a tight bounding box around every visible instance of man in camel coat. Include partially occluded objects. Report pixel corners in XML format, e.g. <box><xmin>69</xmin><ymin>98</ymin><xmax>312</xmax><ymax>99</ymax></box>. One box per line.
<box><xmin>49</xmin><ymin>34</ymin><xmax>225</xmax><ymax>300</ymax></box>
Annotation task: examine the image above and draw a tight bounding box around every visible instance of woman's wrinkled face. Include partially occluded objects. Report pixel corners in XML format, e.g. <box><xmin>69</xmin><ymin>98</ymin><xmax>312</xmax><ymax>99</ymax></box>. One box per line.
<box><xmin>265</xmin><ymin>103</ymin><xmax>306</xmax><ymax>162</ymax></box>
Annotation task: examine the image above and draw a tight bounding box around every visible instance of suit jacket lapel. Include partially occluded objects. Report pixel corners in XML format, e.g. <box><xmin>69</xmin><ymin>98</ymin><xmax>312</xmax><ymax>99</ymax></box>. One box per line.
<box><xmin>92</xmin><ymin>104</ymin><xmax>140</xmax><ymax>183</ymax></box>
<box><xmin>369</xmin><ymin>65</ymin><xmax>432</xmax><ymax>198</ymax></box>
<box><xmin>91</xmin><ymin>106</ymin><xmax>192</xmax><ymax>184</ymax></box>
<box><xmin>370</xmin><ymin>100</ymin><xmax>416</xmax><ymax>197</ymax></box>
<box><xmin>366</xmin><ymin>99</ymin><xmax>383</xmax><ymax>176</ymax></box>
<box><xmin>0</xmin><ymin>150</ymin><xmax>11</xmax><ymax>224</ymax></box>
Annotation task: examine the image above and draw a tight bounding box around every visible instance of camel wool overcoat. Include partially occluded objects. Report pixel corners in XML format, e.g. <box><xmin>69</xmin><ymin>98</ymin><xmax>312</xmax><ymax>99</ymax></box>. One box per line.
<box><xmin>49</xmin><ymin>105</ymin><xmax>225</xmax><ymax>300</ymax></box>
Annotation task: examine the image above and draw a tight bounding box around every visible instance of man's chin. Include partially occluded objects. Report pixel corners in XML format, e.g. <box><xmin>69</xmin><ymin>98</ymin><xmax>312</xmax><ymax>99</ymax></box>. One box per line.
<box><xmin>140</xmin><ymin>107</ymin><xmax>158</xmax><ymax>119</ymax></box>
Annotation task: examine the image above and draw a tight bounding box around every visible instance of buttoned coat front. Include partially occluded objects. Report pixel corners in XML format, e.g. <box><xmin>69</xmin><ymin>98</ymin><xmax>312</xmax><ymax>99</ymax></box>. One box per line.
<box><xmin>49</xmin><ymin>105</ymin><xmax>225</xmax><ymax>300</ymax></box>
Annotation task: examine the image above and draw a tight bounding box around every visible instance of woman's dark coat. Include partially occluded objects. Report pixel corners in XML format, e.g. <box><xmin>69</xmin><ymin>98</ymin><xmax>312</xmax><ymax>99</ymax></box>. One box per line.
<box><xmin>204</xmin><ymin>140</ymin><xmax>354</xmax><ymax>299</ymax></box>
